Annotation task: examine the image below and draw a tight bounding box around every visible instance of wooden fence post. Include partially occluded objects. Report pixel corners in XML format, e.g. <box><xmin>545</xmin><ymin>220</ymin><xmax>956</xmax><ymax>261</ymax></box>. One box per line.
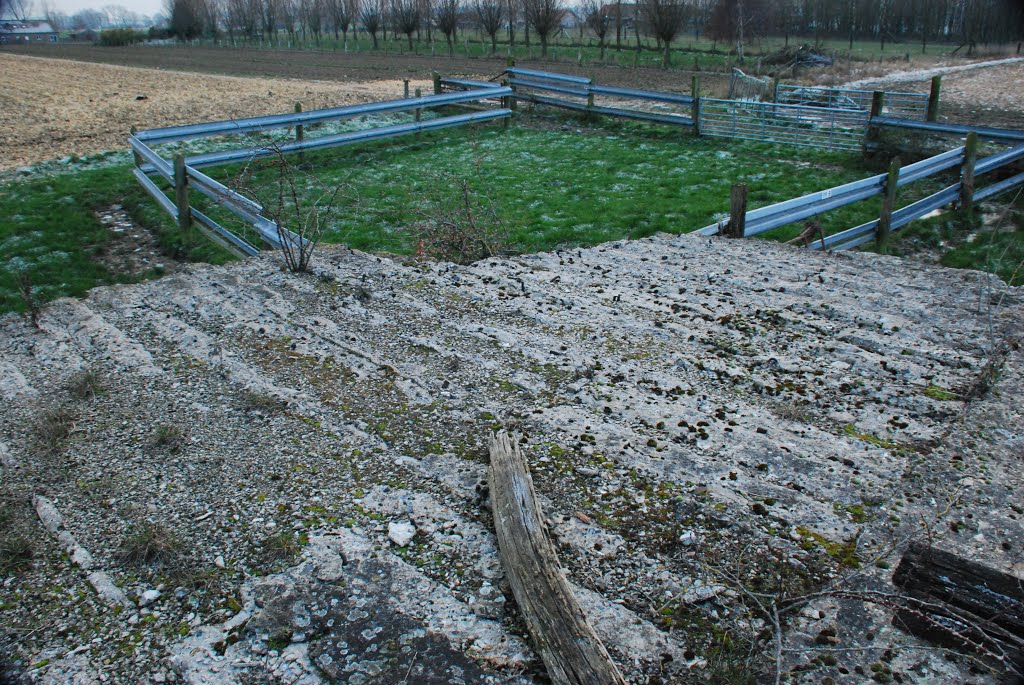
<box><xmin>927</xmin><ymin>75</ymin><xmax>941</xmax><ymax>122</ymax></box>
<box><xmin>692</xmin><ymin>74</ymin><xmax>701</xmax><ymax>137</ymax></box>
<box><xmin>865</xmin><ymin>90</ymin><xmax>885</xmax><ymax>153</ymax></box>
<box><xmin>959</xmin><ymin>132</ymin><xmax>978</xmax><ymax>221</ymax></box>
<box><xmin>500</xmin><ymin>80</ymin><xmax>511</xmax><ymax>128</ymax></box>
<box><xmin>877</xmin><ymin>156</ymin><xmax>901</xmax><ymax>252</ymax></box>
<box><xmin>294</xmin><ymin>102</ymin><xmax>304</xmax><ymax>163</ymax></box>
<box><xmin>403</xmin><ymin>78</ymin><xmax>410</xmax><ymax>98</ymax></box>
<box><xmin>129</xmin><ymin>126</ymin><xmax>142</xmax><ymax>167</ymax></box>
<box><xmin>173</xmin><ymin>154</ymin><xmax>192</xmax><ymax>243</ymax></box>
<box><xmin>432</xmin><ymin>71</ymin><xmax>441</xmax><ymax>95</ymax></box>
<box><xmin>414</xmin><ymin>87</ymin><xmax>422</xmax><ymax>122</ymax></box>
<box><xmin>727</xmin><ymin>184</ymin><xmax>748</xmax><ymax>238</ymax></box>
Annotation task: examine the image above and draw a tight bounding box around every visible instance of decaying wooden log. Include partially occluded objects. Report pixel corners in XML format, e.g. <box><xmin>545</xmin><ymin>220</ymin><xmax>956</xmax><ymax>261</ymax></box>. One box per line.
<box><xmin>892</xmin><ymin>542</ymin><xmax>1024</xmax><ymax>676</ymax></box>
<box><xmin>488</xmin><ymin>430</ymin><xmax>627</xmax><ymax>685</ymax></box>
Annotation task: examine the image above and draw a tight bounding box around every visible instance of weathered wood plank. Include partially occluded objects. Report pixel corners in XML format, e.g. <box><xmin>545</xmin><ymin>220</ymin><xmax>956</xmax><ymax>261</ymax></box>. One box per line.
<box><xmin>488</xmin><ymin>431</ymin><xmax>626</xmax><ymax>685</ymax></box>
<box><xmin>891</xmin><ymin>542</ymin><xmax>1024</xmax><ymax>674</ymax></box>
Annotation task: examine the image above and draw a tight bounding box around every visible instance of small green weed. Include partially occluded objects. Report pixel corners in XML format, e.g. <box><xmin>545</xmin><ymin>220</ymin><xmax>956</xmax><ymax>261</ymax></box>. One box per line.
<box><xmin>34</xmin><ymin>406</ymin><xmax>76</xmax><ymax>455</ymax></box>
<box><xmin>260</xmin><ymin>532</ymin><xmax>304</xmax><ymax>563</ymax></box>
<box><xmin>67</xmin><ymin>369</ymin><xmax>104</xmax><ymax>400</ymax></box>
<box><xmin>0</xmin><ymin>533</ymin><xmax>34</xmax><ymax>575</ymax></box>
<box><xmin>121</xmin><ymin>522</ymin><xmax>181</xmax><ymax>569</ymax></box>
<box><xmin>152</xmin><ymin>423</ymin><xmax>185</xmax><ymax>451</ymax></box>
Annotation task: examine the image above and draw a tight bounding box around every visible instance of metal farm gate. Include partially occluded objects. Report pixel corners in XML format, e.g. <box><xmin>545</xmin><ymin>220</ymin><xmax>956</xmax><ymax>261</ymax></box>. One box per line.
<box><xmin>698</xmin><ymin>99</ymin><xmax>870</xmax><ymax>151</ymax></box>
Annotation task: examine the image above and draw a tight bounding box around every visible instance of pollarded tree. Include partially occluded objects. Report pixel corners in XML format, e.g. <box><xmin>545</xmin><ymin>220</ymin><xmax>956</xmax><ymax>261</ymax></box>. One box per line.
<box><xmin>475</xmin><ymin>0</ymin><xmax>503</xmax><ymax>54</ymax></box>
<box><xmin>522</xmin><ymin>0</ymin><xmax>561</xmax><ymax>56</ymax></box>
<box><xmin>434</xmin><ymin>0</ymin><xmax>459</xmax><ymax>55</ymax></box>
<box><xmin>581</xmin><ymin>0</ymin><xmax>611</xmax><ymax>59</ymax></box>
<box><xmin>707</xmin><ymin>0</ymin><xmax>772</xmax><ymax>63</ymax></box>
<box><xmin>165</xmin><ymin>0</ymin><xmax>207</xmax><ymax>39</ymax></box>
<box><xmin>390</xmin><ymin>0</ymin><xmax>419</xmax><ymax>49</ymax></box>
<box><xmin>360</xmin><ymin>0</ymin><xmax>381</xmax><ymax>46</ymax></box>
<box><xmin>641</xmin><ymin>0</ymin><xmax>688</xmax><ymax>67</ymax></box>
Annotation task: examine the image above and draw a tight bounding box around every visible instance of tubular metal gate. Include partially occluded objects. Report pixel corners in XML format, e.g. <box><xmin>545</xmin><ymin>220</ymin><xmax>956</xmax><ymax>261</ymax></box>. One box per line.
<box><xmin>776</xmin><ymin>85</ymin><xmax>930</xmax><ymax>120</ymax></box>
<box><xmin>698</xmin><ymin>99</ymin><xmax>869</xmax><ymax>151</ymax></box>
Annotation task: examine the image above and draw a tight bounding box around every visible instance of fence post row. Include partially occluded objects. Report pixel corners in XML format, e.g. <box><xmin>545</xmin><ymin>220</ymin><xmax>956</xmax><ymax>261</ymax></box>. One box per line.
<box><xmin>727</xmin><ymin>183</ymin><xmax>748</xmax><ymax>238</ymax></box>
<box><xmin>959</xmin><ymin>132</ymin><xmax>979</xmax><ymax>219</ymax></box>
<box><xmin>877</xmin><ymin>157</ymin><xmax>901</xmax><ymax>252</ymax></box>
<box><xmin>173</xmin><ymin>154</ymin><xmax>192</xmax><ymax>243</ymax></box>
<box><xmin>927</xmin><ymin>76</ymin><xmax>942</xmax><ymax>123</ymax></box>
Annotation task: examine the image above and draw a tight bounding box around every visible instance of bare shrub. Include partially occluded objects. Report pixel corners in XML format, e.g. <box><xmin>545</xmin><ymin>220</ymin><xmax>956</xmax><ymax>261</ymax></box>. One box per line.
<box><xmin>413</xmin><ymin>174</ymin><xmax>509</xmax><ymax>265</ymax></box>
<box><xmin>235</xmin><ymin>147</ymin><xmax>347</xmax><ymax>274</ymax></box>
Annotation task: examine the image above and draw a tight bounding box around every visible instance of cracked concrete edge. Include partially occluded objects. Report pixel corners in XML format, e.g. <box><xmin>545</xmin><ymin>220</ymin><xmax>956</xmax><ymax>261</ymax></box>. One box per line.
<box><xmin>32</xmin><ymin>495</ymin><xmax>133</xmax><ymax>608</ymax></box>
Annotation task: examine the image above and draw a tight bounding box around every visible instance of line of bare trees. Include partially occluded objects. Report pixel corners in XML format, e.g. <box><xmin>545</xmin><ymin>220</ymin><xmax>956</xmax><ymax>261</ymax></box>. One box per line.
<box><xmin>157</xmin><ymin>0</ymin><xmax>1022</xmax><ymax>60</ymax></box>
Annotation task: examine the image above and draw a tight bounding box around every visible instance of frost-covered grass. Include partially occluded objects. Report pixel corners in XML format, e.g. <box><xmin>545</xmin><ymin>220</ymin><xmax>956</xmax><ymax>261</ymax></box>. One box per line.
<box><xmin>213</xmin><ymin>115</ymin><xmax>948</xmax><ymax>255</ymax></box>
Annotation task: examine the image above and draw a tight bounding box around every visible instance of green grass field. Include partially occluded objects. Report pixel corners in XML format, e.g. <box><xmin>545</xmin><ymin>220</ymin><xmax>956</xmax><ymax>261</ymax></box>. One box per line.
<box><xmin>2</xmin><ymin>113</ymin><xmax>1020</xmax><ymax>316</ymax></box>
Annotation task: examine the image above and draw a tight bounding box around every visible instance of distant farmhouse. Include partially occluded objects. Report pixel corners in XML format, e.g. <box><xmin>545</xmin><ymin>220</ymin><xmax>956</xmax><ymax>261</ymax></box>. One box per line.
<box><xmin>0</xmin><ymin>16</ymin><xmax>58</xmax><ymax>44</ymax></box>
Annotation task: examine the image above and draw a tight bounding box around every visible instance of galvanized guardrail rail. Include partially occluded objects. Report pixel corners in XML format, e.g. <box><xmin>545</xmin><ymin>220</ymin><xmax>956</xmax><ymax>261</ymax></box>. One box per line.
<box><xmin>505</xmin><ymin>67</ymin><xmax>695</xmax><ymax>128</ymax></box>
<box><xmin>129</xmin><ymin>87</ymin><xmax>512</xmax><ymax>258</ymax></box>
<box><xmin>696</xmin><ymin>138</ymin><xmax>1024</xmax><ymax>251</ymax></box>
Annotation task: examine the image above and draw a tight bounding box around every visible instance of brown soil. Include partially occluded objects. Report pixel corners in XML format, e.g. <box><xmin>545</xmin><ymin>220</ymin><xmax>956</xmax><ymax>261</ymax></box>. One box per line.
<box><xmin>4</xmin><ymin>43</ymin><xmax>722</xmax><ymax>91</ymax></box>
<box><xmin>0</xmin><ymin>52</ymin><xmax>431</xmax><ymax>171</ymax></box>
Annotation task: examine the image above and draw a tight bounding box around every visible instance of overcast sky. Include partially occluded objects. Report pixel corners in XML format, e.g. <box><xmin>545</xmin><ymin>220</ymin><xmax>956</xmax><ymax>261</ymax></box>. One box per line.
<box><xmin>37</xmin><ymin>0</ymin><xmax>165</xmax><ymax>18</ymax></box>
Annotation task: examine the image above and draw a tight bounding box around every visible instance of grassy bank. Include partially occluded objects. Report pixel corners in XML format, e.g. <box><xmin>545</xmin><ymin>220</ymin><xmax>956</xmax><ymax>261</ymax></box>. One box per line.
<box><xmin>0</xmin><ymin>164</ymin><xmax>230</xmax><ymax>315</ymax></box>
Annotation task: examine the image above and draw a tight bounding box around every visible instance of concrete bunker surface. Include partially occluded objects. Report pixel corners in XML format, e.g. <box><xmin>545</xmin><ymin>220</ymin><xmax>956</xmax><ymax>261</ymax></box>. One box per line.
<box><xmin>1</xmin><ymin>225</ymin><xmax>1021</xmax><ymax>684</ymax></box>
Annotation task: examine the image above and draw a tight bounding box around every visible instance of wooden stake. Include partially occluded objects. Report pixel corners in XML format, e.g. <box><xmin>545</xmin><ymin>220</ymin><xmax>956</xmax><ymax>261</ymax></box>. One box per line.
<box><xmin>877</xmin><ymin>156</ymin><xmax>901</xmax><ymax>252</ymax></box>
<box><xmin>403</xmin><ymin>78</ymin><xmax>410</xmax><ymax>98</ymax></box>
<box><xmin>960</xmin><ymin>131</ymin><xmax>978</xmax><ymax>221</ymax></box>
<box><xmin>728</xmin><ymin>183</ymin><xmax>747</xmax><ymax>238</ymax></box>
<box><xmin>414</xmin><ymin>87</ymin><xmax>422</xmax><ymax>123</ymax></box>
<box><xmin>173</xmin><ymin>154</ymin><xmax>192</xmax><ymax>243</ymax></box>
<box><xmin>432</xmin><ymin>71</ymin><xmax>442</xmax><ymax>95</ymax></box>
<box><xmin>488</xmin><ymin>431</ymin><xmax>627</xmax><ymax>685</ymax></box>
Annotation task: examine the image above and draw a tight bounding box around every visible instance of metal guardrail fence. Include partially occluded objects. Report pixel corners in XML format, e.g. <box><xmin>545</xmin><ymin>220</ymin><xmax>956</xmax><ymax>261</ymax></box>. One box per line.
<box><xmin>130</xmin><ymin>87</ymin><xmax>512</xmax><ymax>258</ymax></box>
<box><xmin>698</xmin><ymin>98</ymin><xmax>869</xmax><ymax>151</ymax></box>
<box><xmin>505</xmin><ymin>67</ymin><xmax>695</xmax><ymax>128</ymax></box>
<box><xmin>777</xmin><ymin>85</ymin><xmax>930</xmax><ymax>120</ymax></box>
<box><xmin>695</xmin><ymin>141</ymin><xmax>1024</xmax><ymax>252</ymax></box>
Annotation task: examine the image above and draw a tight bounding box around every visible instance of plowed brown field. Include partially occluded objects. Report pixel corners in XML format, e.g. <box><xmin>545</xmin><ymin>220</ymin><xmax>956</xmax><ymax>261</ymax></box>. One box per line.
<box><xmin>0</xmin><ymin>52</ymin><xmax>429</xmax><ymax>171</ymax></box>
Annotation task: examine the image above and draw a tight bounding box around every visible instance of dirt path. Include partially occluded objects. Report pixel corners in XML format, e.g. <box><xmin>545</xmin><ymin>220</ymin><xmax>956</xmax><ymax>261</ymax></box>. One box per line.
<box><xmin>839</xmin><ymin>56</ymin><xmax>1024</xmax><ymax>88</ymax></box>
<box><xmin>0</xmin><ymin>53</ymin><xmax>430</xmax><ymax>171</ymax></box>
